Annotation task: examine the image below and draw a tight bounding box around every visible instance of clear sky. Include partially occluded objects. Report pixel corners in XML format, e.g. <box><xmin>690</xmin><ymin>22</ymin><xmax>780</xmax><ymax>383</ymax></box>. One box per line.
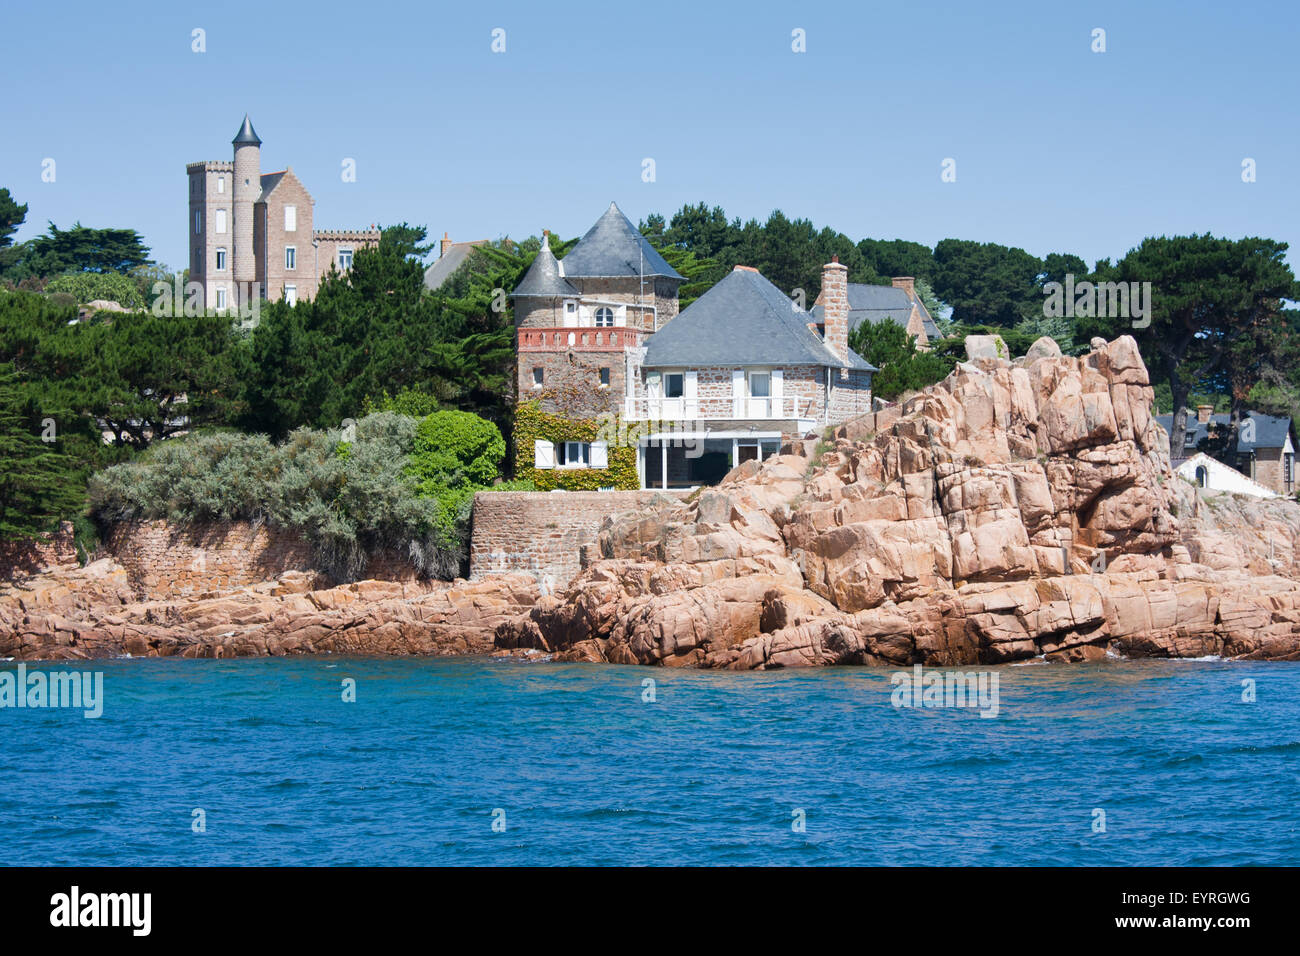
<box><xmin>3</xmin><ymin>0</ymin><xmax>1297</xmax><ymax>272</ymax></box>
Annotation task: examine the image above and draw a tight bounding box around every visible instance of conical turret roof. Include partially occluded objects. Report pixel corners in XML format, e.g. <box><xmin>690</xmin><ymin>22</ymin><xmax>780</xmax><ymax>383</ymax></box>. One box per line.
<box><xmin>512</xmin><ymin>233</ymin><xmax>580</xmax><ymax>298</ymax></box>
<box><xmin>232</xmin><ymin>114</ymin><xmax>262</xmax><ymax>146</ymax></box>
<box><xmin>560</xmin><ymin>202</ymin><xmax>683</xmax><ymax>281</ymax></box>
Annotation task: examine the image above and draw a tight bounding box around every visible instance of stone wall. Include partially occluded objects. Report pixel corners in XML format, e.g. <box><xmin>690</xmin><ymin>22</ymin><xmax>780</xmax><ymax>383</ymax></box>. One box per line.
<box><xmin>0</xmin><ymin>522</ymin><xmax>78</xmax><ymax>583</ymax></box>
<box><xmin>101</xmin><ymin>520</ymin><xmax>420</xmax><ymax>601</ymax></box>
<box><xmin>469</xmin><ymin>489</ymin><xmax>689</xmax><ymax>588</ymax></box>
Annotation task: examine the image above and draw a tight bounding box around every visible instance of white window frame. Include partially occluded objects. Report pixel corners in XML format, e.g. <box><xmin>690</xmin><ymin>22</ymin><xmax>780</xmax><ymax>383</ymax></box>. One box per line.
<box><xmin>215</xmin><ymin>287</ymin><xmax>227</xmax><ymax>311</ymax></box>
<box><xmin>595</xmin><ymin>307</ymin><xmax>615</xmax><ymax>328</ymax></box>
<box><xmin>215</xmin><ymin>208</ymin><xmax>227</xmax><ymax>234</ymax></box>
<box><xmin>560</xmin><ymin>442</ymin><xmax>591</xmax><ymax>469</ymax></box>
<box><xmin>338</xmin><ymin>248</ymin><xmax>354</xmax><ymax>270</ymax></box>
<box><xmin>284</xmin><ymin>205</ymin><xmax>297</xmax><ymax>232</ymax></box>
<box><xmin>215</xmin><ymin>247</ymin><xmax>227</xmax><ymax>271</ymax></box>
<box><xmin>285</xmin><ymin>246</ymin><xmax>297</xmax><ymax>270</ymax></box>
<box><xmin>217</xmin><ymin>177</ymin><xmax>225</xmax><ymax>194</ymax></box>
<box><xmin>284</xmin><ymin>284</ymin><xmax>297</xmax><ymax>306</ymax></box>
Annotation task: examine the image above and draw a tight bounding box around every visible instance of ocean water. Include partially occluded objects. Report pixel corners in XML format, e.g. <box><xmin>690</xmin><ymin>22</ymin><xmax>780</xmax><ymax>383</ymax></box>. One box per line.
<box><xmin>3</xmin><ymin>656</ymin><xmax>1298</xmax><ymax>866</ymax></box>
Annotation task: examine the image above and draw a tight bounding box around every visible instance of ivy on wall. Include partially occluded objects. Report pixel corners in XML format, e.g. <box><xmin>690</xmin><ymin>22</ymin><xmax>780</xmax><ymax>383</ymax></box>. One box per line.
<box><xmin>514</xmin><ymin>399</ymin><xmax>640</xmax><ymax>490</ymax></box>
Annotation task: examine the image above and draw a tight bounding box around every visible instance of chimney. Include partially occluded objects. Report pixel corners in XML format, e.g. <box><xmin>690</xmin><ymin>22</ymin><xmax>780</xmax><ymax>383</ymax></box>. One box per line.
<box><xmin>821</xmin><ymin>255</ymin><xmax>849</xmax><ymax>362</ymax></box>
<box><xmin>891</xmin><ymin>276</ymin><xmax>916</xmax><ymax>299</ymax></box>
<box><xmin>441</xmin><ymin>231</ymin><xmax>452</xmax><ymax>257</ymax></box>
<box><xmin>1196</xmin><ymin>404</ymin><xmax>1213</xmax><ymax>424</ymax></box>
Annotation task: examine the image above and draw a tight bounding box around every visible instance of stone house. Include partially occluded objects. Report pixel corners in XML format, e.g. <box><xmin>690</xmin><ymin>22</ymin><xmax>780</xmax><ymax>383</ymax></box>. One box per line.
<box><xmin>811</xmin><ymin>276</ymin><xmax>940</xmax><ymax>348</ymax></box>
<box><xmin>187</xmin><ymin>115</ymin><xmax>380</xmax><ymax>311</ymax></box>
<box><xmin>1158</xmin><ymin>406</ymin><xmax>1296</xmax><ymax>496</ymax></box>
<box><xmin>511</xmin><ymin>204</ymin><xmax>875</xmax><ymax>489</ymax></box>
<box><xmin>423</xmin><ymin>233</ymin><xmax>489</xmax><ymax>291</ymax></box>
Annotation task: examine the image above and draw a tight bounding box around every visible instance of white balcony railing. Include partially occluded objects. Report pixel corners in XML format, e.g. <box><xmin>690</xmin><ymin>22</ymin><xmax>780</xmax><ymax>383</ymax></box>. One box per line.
<box><xmin>623</xmin><ymin>396</ymin><xmax>813</xmax><ymax>421</ymax></box>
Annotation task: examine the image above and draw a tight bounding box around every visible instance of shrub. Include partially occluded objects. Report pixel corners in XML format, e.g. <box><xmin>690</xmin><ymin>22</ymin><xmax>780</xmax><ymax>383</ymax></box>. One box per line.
<box><xmin>87</xmin><ymin>413</ymin><xmax>464</xmax><ymax>580</ymax></box>
<box><xmin>44</xmin><ymin>271</ymin><xmax>146</xmax><ymax>311</ymax></box>
<box><xmin>410</xmin><ymin>409</ymin><xmax>505</xmax><ymax>490</ymax></box>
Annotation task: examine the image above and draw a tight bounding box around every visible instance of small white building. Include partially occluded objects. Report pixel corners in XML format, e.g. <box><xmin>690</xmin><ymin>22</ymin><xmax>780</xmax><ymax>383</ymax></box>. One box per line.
<box><xmin>1175</xmin><ymin>452</ymin><xmax>1280</xmax><ymax>498</ymax></box>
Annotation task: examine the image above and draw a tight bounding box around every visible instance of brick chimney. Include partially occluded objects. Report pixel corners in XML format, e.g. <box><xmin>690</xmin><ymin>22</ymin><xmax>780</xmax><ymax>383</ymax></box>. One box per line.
<box><xmin>1196</xmin><ymin>404</ymin><xmax>1213</xmax><ymax>424</ymax></box>
<box><xmin>821</xmin><ymin>255</ymin><xmax>849</xmax><ymax>362</ymax></box>
<box><xmin>441</xmin><ymin>231</ymin><xmax>452</xmax><ymax>257</ymax></box>
<box><xmin>891</xmin><ymin>276</ymin><xmax>916</xmax><ymax>298</ymax></box>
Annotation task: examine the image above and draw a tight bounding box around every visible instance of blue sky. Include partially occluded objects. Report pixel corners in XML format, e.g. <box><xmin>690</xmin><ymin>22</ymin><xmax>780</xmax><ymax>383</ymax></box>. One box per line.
<box><xmin>3</xmin><ymin>0</ymin><xmax>1297</xmax><ymax>273</ymax></box>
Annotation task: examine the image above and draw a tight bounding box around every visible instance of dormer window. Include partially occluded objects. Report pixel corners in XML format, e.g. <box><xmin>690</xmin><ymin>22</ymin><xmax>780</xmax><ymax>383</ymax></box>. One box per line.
<box><xmin>595</xmin><ymin>307</ymin><xmax>614</xmax><ymax>327</ymax></box>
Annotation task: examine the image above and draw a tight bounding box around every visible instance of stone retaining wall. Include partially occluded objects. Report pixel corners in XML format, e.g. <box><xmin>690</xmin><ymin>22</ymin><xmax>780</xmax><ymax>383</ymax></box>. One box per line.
<box><xmin>469</xmin><ymin>490</ymin><xmax>689</xmax><ymax>589</ymax></box>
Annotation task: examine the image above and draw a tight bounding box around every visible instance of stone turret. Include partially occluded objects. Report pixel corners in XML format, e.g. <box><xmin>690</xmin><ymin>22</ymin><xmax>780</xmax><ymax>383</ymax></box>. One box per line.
<box><xmin>231</xmin><ymin>114</ymin><xmax>261</xmax><ymax>285</ymax></box>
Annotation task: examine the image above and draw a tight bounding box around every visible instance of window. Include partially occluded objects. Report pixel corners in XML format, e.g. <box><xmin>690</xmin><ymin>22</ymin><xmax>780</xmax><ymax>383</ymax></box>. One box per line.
<box><xmin>215</xmin><ymin>248</ymin><xmax>227</xmax><ymax>271</ymax></box>
<box><xmin>566</xmin><ymin>301</ymin><xmax>577</xmax><ymax>315</ymax></box>
<box><xmin>285</xmin><ymin>285</ymin><xmax>297</xmax><ymax>306</ymax></box>
<box><xmin>285</xmin><ymin>246</ymin><xmax>296</xmax><ymax>270</ymax></box>
<box><xmin>194</xmin><ymin>211</ymin><xmax>202</xmax><ymax>234</ymax></box>
<box><xmin>217</xmin><ymin>177</ymin><xmax>225</xmax><ymax>194</ymax></box>
<box><xmin>532</xmin><ymin>367</ymin><xmax>543</xmax><ymax>387</ymax></box>
<box><xmin>599</xmin><ymin>368</ymin><xmax>610</xmax><ymax>387</ymax></box>
<box><xmin>215</xmin><ymin>288</ymin><xmax>227</xmax><ymax>310</ymax></box>
<box><xmin>1194</xmin><ymin>465</ymin><xmax>1208</xmax><ymax>488</ymax></box>
<box><xmin>595</xmin><ymin>307</ymin><xmax>614</xmax><ymax>327</ymax></box>
<box><xmin>559</xmin><ymin>442</ymin><xmax>590</xmax><ymax>467</ymax></box>
<box><xmin>749</xmin><ymin>371</ymin><xmax>771</xmax><ymax>397</ymax></box>
<box><xmin>215</xmin><ymin>209</ymin><xmax>227</xmax><ymax>234</ymax></box>
<box><xmin>338</xmin><ymin>248</ymin><xmax>353</xmax><ymax>270</ymax></box>
<box><xmin>664</xmin><ymin>373</ymin><xmax>684</xmax><ymax>398</ymax></box>
<box><xmin>284</xmin><ymin>205</ymin><xmax>297</xmax><ymax>232</ymax></box>
<box><xmin>1286</xmin><ymin>453</ymin><xmax>1294</xmax><ymax>488</ymax></box>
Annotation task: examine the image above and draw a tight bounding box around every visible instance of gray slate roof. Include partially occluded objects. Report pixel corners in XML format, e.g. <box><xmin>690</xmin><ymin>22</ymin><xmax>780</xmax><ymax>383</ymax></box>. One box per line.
<box><xmin>559</xmin><ymin>202</ymin><xmax>683</xmax><ymax>281</ymax></box>
<box><xmin>233</xmin><ymin>114</ymin><xmax>261</xmax><ymax>146</ymax></box>
<box><xmin>1155</xmin><ymin>411</ymin><xmax>1294</xmax><ymax>453</ymax></box>
<box><xmin>258</xmin><ymin>171</ymin><xmax>286</xmax><ymax>201</ymax></box>
<box><xmin>812</xmin><ymin>282</ymin><xmax>941</xmax><ymax>341</ymax></box>
<box><xmin>424</xmin><ymin>240</ymin><xmax>487</xmax><ymax>291</ymax></box>
<box><xmin>644</xmin><ymin>267</ymin><xmax>876</xmax><ymax>371</ymax></box>
<box><xmin>512</xmin><ymin>235</ymin><xmax>579</xmax><ymax>298</ymax></box>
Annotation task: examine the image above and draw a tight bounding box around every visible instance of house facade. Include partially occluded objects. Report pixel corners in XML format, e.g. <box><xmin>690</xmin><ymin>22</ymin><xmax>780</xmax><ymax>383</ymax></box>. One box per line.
<box><xmin>512</xmin><ymin>204</ymin><xmax>875</xmax><ymax>490</ymax></box>
<box><xmin>187</xmin><ymin>115</ymin><xmax>380</xmax><ymax>311</ymax></box>
<box><xmin>812</xmin><ymin>276</ymin><xmax>940</xmax><ymax>347</ymax></box>
<box><xmin>1157</xmin><ymin>406</ymin><xmax>1296</xmax><ymax>496</ymax></box>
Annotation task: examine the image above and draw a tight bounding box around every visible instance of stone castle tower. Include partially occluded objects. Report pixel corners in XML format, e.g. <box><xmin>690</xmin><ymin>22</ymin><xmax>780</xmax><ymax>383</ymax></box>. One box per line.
<box><xmin>187</xmin><ymin>115</ymin><xmax>380</xmax><ymax>312</ymax></box>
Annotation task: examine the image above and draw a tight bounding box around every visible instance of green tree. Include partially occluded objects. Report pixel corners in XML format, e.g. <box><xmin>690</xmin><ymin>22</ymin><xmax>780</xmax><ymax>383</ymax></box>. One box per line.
<box><xmin>44</xmin><ymin>271</ymin><xmax>146</xmax><ymax>309</ymax></box>
<box><xmin>848</xmin><ymin>320</ymin><xmax>955</xmax><ymax>401</ymax></box>
<box><xmin>1078</xmin><ymin>235</ymin><xmax>1299</xmax><ymax>452</ymax></box>
<box><xmin>931</xmin><ymin>239</ymin><xmax>1044</xmax><ymax>327</ymax></box>
<box><xmin>379</xmin><ymin>222</ymin><xmax>434</xmax><ymax>262</ymax></box>
<box><xmin>0</xmin><ymin>364</ymin><xmax>85</xmax><ymax>540</ymax></box>
<box><xmin>5</xmin><ymin>221</ymin><xmax>151</xmax><ymax>279</ymax></box>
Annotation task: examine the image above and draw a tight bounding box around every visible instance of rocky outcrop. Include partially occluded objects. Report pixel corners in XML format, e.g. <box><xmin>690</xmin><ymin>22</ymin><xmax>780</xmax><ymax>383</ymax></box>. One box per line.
<box><xmin>7</xmin><ymin>335</ymin><xmax>1300</xmax><ymax>666</ymax></box>
<box><xmin>500</xmin><ymin>336</ymin><xmax>1300</xmax><ymax>667</ymax></box>
<box><xmin>0</xmin><ymin>560</ymin><xmax>538</xmax><ymax>660</ymax></box>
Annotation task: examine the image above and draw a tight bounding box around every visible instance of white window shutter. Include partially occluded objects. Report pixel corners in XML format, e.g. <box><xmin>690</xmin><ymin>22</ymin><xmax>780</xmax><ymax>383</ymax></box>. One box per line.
<box><xmin>732</xmin><ymin>369</ymin><xmax>745</xmax><ymax>416</ymax></box>
<box><xmin>534</xmin><ymin>439</ymin><xmax>554</xmax><ymax>469</ymax></box>
<box><xmin>590</xmin><ymin>440</ymin><xmax>608</xmax><ymax>469</ymax></box>
<box><xmin>771</xmin><ymin>369</ymin><xmax>784</xmax><ymax>417</ymax></box>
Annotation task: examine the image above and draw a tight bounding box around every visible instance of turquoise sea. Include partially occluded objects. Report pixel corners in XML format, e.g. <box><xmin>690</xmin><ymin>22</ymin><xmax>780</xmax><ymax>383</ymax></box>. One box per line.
<box><xmin>4</xmin><ymin>657</ymin><xmax>1298</xmax><ymax>865</ymax></box>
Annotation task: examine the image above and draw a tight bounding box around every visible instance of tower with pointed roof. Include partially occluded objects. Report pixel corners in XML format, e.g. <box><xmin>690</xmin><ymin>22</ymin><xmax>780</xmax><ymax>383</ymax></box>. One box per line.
<box><xmin>511</xmin><ymin>202</ymin><xmax>682</xmax><ymax>414</ymax></box>
<box><xmin>186</xmin><ymin>115</ymin><xmax>381</xmax><ymax>314</ymax></box>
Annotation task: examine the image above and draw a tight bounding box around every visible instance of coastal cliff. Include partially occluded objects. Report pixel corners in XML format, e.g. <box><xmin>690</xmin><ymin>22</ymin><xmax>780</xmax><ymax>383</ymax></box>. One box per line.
<box><xmin>5</xmin><ymin>335</ymin><xmax>1300</xmax><ymax>665</ymax></box>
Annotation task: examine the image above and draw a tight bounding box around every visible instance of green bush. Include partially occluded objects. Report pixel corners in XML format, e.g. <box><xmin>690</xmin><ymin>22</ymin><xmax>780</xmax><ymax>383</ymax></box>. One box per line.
<box><xmin>44</xmin><ymin>271</ymin><xmax>146</xmax><ymax>311</ymax></box>
<box><xmin>410</xmin><ymin>409</ymin><xmax>505</xmax><ymax>490</ymax></box>
<box><xmin>87</xmin><ymin>413</ymin><xmax>466</xmax><ymax>579</ymax></box>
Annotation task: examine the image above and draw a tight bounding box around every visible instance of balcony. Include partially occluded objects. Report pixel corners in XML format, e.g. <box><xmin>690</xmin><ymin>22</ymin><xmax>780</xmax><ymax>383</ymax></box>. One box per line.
<box><xmin>518</xmin><ymin>327</ymin><xmax>639</xmax><ymax>352</ymax></box>
<box><xmin>623</xmin><ymin>395</ymin><xmax>815</xmax><ymax>422</ymax></box>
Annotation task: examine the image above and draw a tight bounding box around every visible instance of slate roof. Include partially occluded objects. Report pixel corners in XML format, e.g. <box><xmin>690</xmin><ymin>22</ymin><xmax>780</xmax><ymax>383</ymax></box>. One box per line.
<box><xmin>1155</xmin><ymin>411</ymin><xmax>1295</xmax><ymax>454</ymax></box>
<box><xmin>644</xmin><ymin>267</ymin><xmax>877</xmax><ymax>371</ymax></box>
<box><xmin>232</xmin><ymin>114</ymin><xmax>261</xmax><ymax>146</ymax></box>
<box><xmin>559</xmin><ymin>202</ymin><xmax>683</xmax><ymax>281</ymax></box>
<box><xmin>257</xmin><ymin>170</ymin><xmax>286</xmax><ymax>201</ymax></box>
<box><xmin>811</xmin><ymin>282</ymin><xmax>941</xmax><ymax>341</ymax></box>
<box><xmin>424</xmin><ymin>240</ymin><xmax>487</xmax><ymax>291</ymax></box>
<box><xmin>512</xmin><ymin>234</ymin><xmax>579</xmax><ymax>298</ymax></box>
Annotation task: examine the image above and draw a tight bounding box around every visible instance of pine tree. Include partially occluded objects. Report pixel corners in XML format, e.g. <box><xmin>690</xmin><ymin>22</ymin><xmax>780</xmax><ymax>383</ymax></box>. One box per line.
<box><xmin>0</xmin><ymin>365</ymin><xmax>85</xmax><ymax>540</ymax></box>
